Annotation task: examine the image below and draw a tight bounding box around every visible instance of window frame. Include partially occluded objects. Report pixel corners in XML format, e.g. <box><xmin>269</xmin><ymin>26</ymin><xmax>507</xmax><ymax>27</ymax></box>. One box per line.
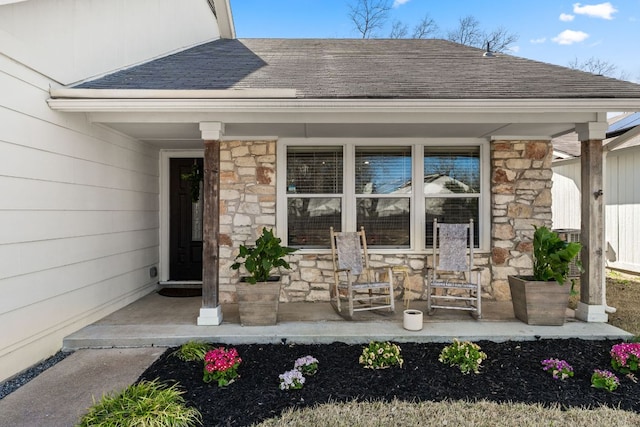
<box><xmin>277</xmin><ymin>138</ymin><xmax>490</xmax><ymax>253</ymax></box>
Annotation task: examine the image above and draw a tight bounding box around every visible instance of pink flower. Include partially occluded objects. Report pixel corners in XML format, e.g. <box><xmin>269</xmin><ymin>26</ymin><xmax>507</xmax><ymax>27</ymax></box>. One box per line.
<box><xmin>610</xmin><ymin>342</ymin><xmax>640</xmax><ymax>374</ymax></box>
<box><xmin>203</xmin><ymin>347</ymin><xmax>242</xmax><ymax>386</ymax></box>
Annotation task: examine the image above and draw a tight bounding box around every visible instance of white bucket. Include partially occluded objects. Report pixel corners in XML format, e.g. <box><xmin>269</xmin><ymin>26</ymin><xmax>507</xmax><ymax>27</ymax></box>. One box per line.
<box><xmin>403</xmin><ymin>309</ymin><xmax>424</xmax><ymax>331</ymax></box>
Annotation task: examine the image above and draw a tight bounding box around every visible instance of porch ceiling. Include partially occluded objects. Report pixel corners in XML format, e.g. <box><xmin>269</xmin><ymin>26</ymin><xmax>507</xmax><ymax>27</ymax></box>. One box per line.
<box><xmin>49</xmin><ymin>96</ymin><xmax>616</xmax><ymax>148</ymax></box>
<box><xmin>101</xmin><ymin>120</ymin><xmax>577</xmax><ymax>148</ymax></box>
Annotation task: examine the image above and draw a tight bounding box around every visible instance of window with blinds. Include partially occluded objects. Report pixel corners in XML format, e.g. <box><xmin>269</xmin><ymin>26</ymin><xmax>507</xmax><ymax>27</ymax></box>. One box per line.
<box><xmin>424</xmin><ymin>147</ymin><xmax>480</xmax><ymax>247</ymax></box>
<box><xmin>282</xmin><ymin>143</ymin><xmax>485</xmax><ymax>250</ymax></box>
<box><xmin>355</xmin><ymin>147</ymin><xmax>411</xmax><ymax>247</ymax></box>
<box><xmin>286</xmin><ymin>147</ymin><xmax>343</xmax><ymax>248</ymax></box>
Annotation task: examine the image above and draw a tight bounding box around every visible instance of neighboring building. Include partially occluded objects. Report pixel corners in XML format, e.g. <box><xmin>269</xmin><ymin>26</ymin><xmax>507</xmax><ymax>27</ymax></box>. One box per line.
<box><xmin>552</xmin><ymin>113</ymin><xmax>640</xmax><ymax>273</ymax></box>
<box><xmin>2</xmin><ymin>0</ymin><xmax>640</xmax><ymax>383</ymax></box>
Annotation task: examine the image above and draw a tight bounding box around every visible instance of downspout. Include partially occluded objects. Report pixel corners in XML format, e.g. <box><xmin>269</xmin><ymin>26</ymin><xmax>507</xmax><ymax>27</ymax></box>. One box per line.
<box><xmin>601</xmin><ymin>150</ymin><xmax>616</xmax><ymax>314</ymax></box>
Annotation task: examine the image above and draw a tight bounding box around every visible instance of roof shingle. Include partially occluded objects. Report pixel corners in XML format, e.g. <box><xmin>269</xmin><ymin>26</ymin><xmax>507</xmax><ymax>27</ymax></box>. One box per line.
<box><xmin>76</xmin><ymin>38</ymin><xmax>640</xmax><ymax>99</ymax></box>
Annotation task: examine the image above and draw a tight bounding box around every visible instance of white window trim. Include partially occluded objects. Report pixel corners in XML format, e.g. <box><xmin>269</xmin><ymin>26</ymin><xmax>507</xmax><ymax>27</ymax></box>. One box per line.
<box><xmin>277</xmin><ymin>138</ymin><xmax>490</xmax><ymax>253</ymax></box>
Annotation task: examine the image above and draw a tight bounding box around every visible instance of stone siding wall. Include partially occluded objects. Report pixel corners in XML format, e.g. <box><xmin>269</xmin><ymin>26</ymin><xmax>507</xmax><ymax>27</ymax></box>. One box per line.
<box><xmin>218</xmin><ymin>140</ymin><xmax>277</xmax><ymax>302</ymax></box>
<box><xmin>219</xmin><ymin>139</ymin><xmax>551</xmax><ymax>303</ymax></box>
<box><xmin>489</xmin><ymin>140</ymin><xmax>553</xmax><ymax>300</ymax></box>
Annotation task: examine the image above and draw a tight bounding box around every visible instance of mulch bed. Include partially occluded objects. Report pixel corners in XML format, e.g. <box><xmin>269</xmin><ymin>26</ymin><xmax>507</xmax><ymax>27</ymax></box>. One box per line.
<box><xmin>138</xmin><ymin>339</ymin><xmax>640</xmax><ymax>426</ymax></box>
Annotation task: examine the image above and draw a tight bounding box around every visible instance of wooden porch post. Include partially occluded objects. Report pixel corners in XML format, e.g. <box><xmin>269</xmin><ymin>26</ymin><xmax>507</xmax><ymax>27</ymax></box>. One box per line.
<box><xmin>575</xmin><ymin>122</ymin><xmax>608</xmax><ymax>322</ymax></box>
<box><xmin>197</xmin><ymin>122</ymin><xmax>224</xmax><ymax>326</ymax></box>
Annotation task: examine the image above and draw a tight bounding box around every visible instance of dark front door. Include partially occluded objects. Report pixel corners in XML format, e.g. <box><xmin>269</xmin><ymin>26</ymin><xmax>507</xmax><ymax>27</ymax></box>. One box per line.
<box><xmin>170</xmin><ymin>158</ymin><xmax>204</xmax><ymax>280</ymax></box>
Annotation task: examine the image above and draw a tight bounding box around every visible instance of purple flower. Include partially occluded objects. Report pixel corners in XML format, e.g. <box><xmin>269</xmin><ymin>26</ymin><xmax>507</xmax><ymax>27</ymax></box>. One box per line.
<box><xmin>279</xmin><ymin>369</ymin><xmax>306</xmax><ymax>390</ymax></box>
<box><xmin>541</xmin><ymin>358</ymin><xmax>574</xmax><ymax>380</ymax></box>
<box><xmin>294</xmin><ymin>355</ymin><xmax>319</xmax><ymax>375</ymax></box>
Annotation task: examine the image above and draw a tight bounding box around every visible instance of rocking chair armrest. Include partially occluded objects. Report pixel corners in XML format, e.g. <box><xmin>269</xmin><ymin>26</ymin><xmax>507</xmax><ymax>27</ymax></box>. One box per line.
<box><xmin>367</xmin><ymin>265</ymin><xmax>394</xmax><ymax>272</ymax></box>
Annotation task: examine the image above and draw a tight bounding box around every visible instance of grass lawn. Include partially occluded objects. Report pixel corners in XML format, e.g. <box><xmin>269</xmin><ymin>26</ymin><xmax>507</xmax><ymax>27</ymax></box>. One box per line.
<box><xmin>568</xmin><ymin>270</ymin><xmax>640</xmax><ymax>336</ymax></box>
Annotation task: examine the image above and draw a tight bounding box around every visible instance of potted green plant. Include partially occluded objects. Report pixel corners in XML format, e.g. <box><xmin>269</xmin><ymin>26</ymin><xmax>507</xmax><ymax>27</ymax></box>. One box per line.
<box><xmin>508</xmin><ymin>225</ymin><xmax>582</xmax><ymax>325</ymax></box>
<box><xmin>231</xmin><ymin>228</ymin><xmax>297</xmax><ymax>326</ymax></box>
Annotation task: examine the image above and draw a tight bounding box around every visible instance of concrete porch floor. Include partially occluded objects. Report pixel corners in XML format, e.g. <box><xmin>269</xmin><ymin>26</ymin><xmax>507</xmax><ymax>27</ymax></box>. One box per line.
<box><xmin>63</xmin><ymin>291</ymin><xmax>633</xmax><ymax>349</ymax></box>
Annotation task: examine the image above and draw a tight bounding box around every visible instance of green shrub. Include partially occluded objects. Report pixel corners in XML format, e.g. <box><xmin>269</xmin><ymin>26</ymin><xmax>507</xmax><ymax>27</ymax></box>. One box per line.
<box><xmin>532</xmin><ymin>226</ymin><xmax>582</xmax><ymax>285</ymax></box>
<box><xmin>172</xmin><ymin>341</ymin><xmax>212</xmax><ymax>362</ymax></box>
<box><xmin>77</xmin><ymin>379</ymin><xmax>202</xmax><ymax>427</ymax></box>
<box><xmin>359</xmin><ymin>341</ymin><xmax>403</xmax><ymax>369</ymax></box>
<box><xmin>439</xmin><ymin>339</ymin><xmax>487</xmax><ymax>374</ymax></box>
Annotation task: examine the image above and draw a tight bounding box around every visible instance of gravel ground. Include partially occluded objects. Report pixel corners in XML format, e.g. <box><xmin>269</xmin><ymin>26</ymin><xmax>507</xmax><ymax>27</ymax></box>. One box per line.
<box><xmin>0</xmin><ymin>351</ymin><xmax>72</xmax><ymax>400</ymax></box>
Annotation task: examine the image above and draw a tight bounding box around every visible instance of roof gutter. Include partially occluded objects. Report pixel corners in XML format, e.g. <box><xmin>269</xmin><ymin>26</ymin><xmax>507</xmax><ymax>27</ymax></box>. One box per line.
<box><xmin>49</xmin><ymin>87</ymin><xmax>297</xmax><ymax>99</ymax></box>
<box><xmin>46</xmin><ymin>91</ymin><xmax>640</xmax><ymax>114</ymax></box>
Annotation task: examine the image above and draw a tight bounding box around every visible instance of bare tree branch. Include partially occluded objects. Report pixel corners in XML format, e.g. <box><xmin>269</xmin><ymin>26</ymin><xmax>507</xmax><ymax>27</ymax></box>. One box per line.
<box><xmin>568</xmin><ymin>56</ymin><xmax>619</xmax><ymax>77</ymax></box>
<box><xmin>389</xmin><ymin>20</ymin><xmax>408</xmax><ymax>39</ymax></box>
<box><xmin>446</xmin><ymin>16</ymin><xmax>483</xmax><ymax>47</ymax></box>
<box><xmin>447</xmin><ymin>16</ymin><xmax>517</xmax><ymax>53</ymax></box>
<box><xmin>483</xmin><ymin>26</ymin><xmax>518</xmax><ymax>53</ymax></box>
<box><xmin>346</xmin><ymin>3</ymin><xmax>517</xmax><ymax>51</ymax></box>
<box><xmin>348</xmin><ymin>0</ymin><xmax>393</xmax><ymax>39</ymax></box>
<box><xmin>412</xmin><ymin>14</ymin><xmax>438</xmax><ymax>39</ymax></box>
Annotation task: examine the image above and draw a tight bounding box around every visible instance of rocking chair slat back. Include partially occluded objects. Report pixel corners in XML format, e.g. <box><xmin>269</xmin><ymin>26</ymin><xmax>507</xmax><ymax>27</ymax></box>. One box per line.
<box><xmin>330</xmin><ymin>227</ymin><xmax>395</xmax><ymax>319</ymax></box>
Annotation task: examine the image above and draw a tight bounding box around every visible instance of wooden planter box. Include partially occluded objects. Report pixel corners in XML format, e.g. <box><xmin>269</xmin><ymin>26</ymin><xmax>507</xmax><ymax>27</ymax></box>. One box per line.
<box><xmin>508</xmin><ymin>276</ymin><xmax>571</xmax><ymax>326</ymax></box>
<box><xmin>236</xmin><ymin>280</ymin><xmax>281</xmax><ymax>326</ymax></box>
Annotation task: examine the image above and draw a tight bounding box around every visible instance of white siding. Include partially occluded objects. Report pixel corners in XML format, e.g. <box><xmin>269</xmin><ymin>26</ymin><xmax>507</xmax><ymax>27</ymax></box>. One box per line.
<box><xmin>0</xmin><ymin>55</ymin><xmax>160</xmax><ymax>382</ymax></box>
<box><xmin>552</xmin><ymin>148</ymin><xmax>640</xmax><ymax>273</ymax></box>
<box><xmin>551</xmin><ymin>160</ymin><xmax>581</xmax><ymax>229</ymax></box>
<box><xmin>0</xmin><ymin>0</ymin><xmax>220</xmax><ymax>84</ymax></box>
<box><xmin>607</xmin><ymin>147</ymin><xmax>640</xmax><ymax>272</ymax></box>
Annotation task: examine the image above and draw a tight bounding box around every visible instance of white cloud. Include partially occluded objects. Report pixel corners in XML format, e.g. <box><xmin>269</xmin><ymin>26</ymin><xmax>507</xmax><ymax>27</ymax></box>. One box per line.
<box><xmin>560</xmin><ymin>13</ymin><xmax>575</xmax><ymax>22</ymax></box>
<box><xmin>392</xmin><ymin>0</ymin><xmax>411</xmax><ymax>7</ymax></box>
<box><xmin>552</xmin><ymin>29</ymin><xmax>589</xmax><ymax>45</ymax></box>
<box><xmin>509</xmin><ymin>45</ymin><xmax>521</xmax><ymax>53</ymax></box>
<box><xmin>530</xmin><ymin>37</ymin><xmax>547</xmax><ymax>44</ymax></box>
<box><xmin>573</xmin><ymin>2</ymin><xmax>618</xmax><ymax>20</ymax></box>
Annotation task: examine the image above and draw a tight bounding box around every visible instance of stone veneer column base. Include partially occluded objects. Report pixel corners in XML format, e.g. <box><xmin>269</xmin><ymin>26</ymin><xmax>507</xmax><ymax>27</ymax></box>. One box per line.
<box><xmin>197</xmin><ymin>306</ymin><xmax>223</xmax><ymax>326</ymax></box>
<box><xmin>575</xmin><ymin>302</ymin><xmax>608</xmax><ymax>323</ymax></box>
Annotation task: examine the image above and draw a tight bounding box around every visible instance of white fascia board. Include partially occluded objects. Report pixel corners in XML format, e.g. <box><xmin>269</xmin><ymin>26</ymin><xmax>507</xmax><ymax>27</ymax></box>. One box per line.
<box><xmin>47</xmin><ymin>97</ymin><xmax>640</xmax><ymax>115</ymax></box>
<box><xmin>49</xmin><ymin>88</ymin><xmax>296</xmax><ymax>99</ymax></box>
<box><xmin>491</xmin><ymin>135</ymin><xmax>553</xmax><ymax>141</ymax></box>
<box><xmin>213</xmin><ymin>0</ymin><xmax>236</xmax><ymax>39</ymax></box>
<box><xmin>552</xmin><ymin>151</ymin><xmax>576</xmax><ymax>160</ymax></box>
<box><xmin>604</xmin><ymin>125</ymin><xmax>640</xmax><ymax>151</ymax></box>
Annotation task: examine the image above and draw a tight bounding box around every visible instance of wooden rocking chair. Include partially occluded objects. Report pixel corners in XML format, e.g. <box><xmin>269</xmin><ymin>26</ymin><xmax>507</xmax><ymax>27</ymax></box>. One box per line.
<box><xmin>426</xmin><ymin>219</ymin><xmax>482</xmax><ymax>318</ymax></box>
<box><xmin>329</xmin><ymin>227</ymin><xmax>396</xmax><ymax>319</ymax></box>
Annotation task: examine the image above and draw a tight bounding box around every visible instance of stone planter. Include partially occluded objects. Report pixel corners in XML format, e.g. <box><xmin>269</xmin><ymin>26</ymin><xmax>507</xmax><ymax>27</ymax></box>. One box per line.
<box><xmin>236</xmin><ymin>280</ymin><xmax>281</xmax><ymax>326</ymax></box>
<box><xmin>403</xmin><ymin>309</ymin><xmax>424</xmax><ymax>331</ymax></box>
<box><xmin>508</xmin><ymin>276</ymin><xmax>571</xmax><ymax>326</ymax></box>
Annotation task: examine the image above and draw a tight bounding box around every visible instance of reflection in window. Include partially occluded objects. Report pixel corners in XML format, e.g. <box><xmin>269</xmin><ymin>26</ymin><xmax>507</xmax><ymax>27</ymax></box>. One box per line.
<box><xmin>287</xmin><ymin>147</ymin><xmax>342</xmax><ymax>194</ymax></box>
<box><xmin>288</xmin><ymin>197</ymin><xmax>341</xmax><ymax>248</ymax></box>
<box><xmin>283</xmin><ymin>144</ymin><xmax>484</xmax><ymax>249</ymax></box>
<box><xmin>424</xmin><ymin>147</ymin><xmax>480</xmax><ymax>246</ymax></box>
<box><xmin>356</xmin><ymin>147</ymin><xmax>412</xmax><ymax>247</ymax></box>
<box><xmin>286</xmin><ymin>147</ymin><xmax>343</xmax><ymax>247</ymax></box>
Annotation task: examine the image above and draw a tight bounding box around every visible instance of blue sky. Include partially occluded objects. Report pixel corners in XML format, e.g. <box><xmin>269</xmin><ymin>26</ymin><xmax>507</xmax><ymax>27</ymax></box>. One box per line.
<box><xmin>230</xmin><ymin>1</ymin><xmax>640</xmax><ymax>82</ymax></box>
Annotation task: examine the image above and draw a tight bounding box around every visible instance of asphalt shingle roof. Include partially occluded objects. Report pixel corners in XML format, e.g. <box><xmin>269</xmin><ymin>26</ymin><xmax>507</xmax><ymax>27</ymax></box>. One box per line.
<box><xmin>77</xmin><ymin>38</ymin><xmax>640</xmax><ymax>99</ymax></box>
